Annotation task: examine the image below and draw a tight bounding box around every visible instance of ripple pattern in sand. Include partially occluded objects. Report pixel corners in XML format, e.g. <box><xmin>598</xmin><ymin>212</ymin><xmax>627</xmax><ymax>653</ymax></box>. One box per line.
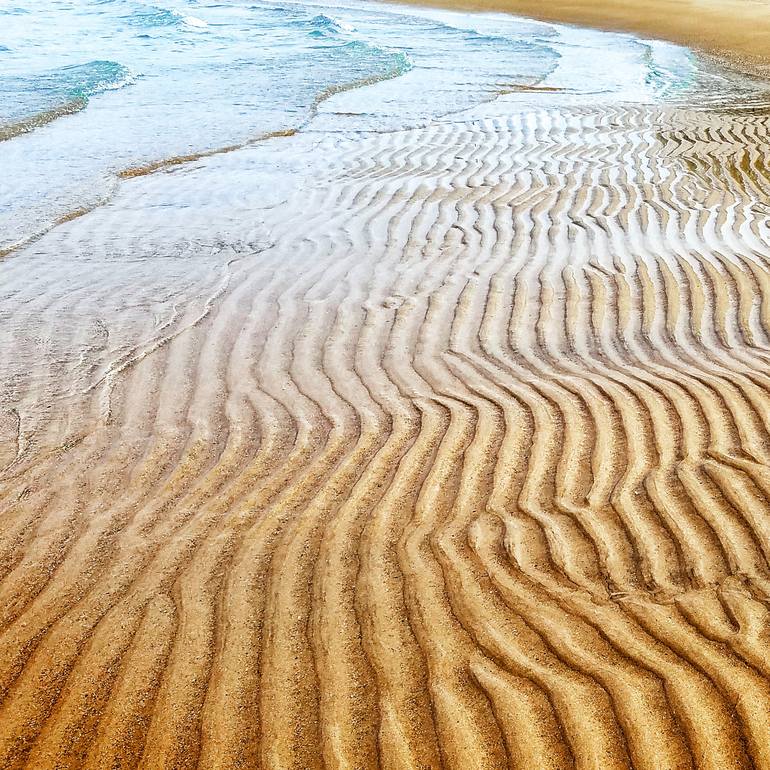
<box><xmin>1</xmin><ymin>104</ymin><xmax>770</xmax><ymax>769</ymax></box>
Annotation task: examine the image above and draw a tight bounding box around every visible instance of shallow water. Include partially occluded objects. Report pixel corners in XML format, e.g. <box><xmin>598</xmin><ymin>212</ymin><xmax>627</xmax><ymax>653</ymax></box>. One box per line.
<box><xmin>1</xmin><ymin>0</ymin><xmax>767</xmax><ymax>251</ymax></box>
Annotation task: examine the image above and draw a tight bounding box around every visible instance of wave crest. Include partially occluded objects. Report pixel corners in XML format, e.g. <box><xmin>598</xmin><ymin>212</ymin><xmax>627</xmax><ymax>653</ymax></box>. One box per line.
<box><xmin>124</xmin><ymin>5</ymin><xmax>207</xmax><ymax>31</ymax></box>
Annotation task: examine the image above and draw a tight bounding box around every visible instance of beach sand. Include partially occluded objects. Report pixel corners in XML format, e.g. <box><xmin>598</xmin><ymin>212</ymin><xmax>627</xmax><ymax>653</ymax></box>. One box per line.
<box><xmin>397</xmin><ymin>0</ymin><xmax>770</xmax><ymax>75</ymax></box>
<box><xmin>2</xmin><ymin>5</ymin><xmax>770</xmax><ymax>770</ymax></box>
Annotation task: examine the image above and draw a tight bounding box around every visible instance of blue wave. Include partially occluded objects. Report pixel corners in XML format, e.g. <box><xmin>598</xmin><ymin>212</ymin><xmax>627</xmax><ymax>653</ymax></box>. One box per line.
<box><xmin>35</xmin><ymin>60</ymin><xmax>134</xmax><ymax>100</ymax></box>
<box><xmin>0</xmin><ymin>60</ymin><xmax>134</xmax><ymax>140</ymax></box>
<box><xmin>305</xmin><ymin>14</ymin><xmax>355</xmax><ymax>38</ymax></box>
<box><xmin>312</xmin><ymin>39</ymin><xmax>413</xmax><ymax>107</ymax></box>
<box><xmin>122</xmin><ymin>4</ymin><xmax>208</xmax><ymax>30</ymax></box>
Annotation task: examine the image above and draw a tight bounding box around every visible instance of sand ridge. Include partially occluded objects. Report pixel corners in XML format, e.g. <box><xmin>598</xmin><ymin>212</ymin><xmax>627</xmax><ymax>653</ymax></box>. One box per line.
<box><xmin>0</xmin><ymin>96</ymin><xmax>770</xmax><ymax>767</ymax></box>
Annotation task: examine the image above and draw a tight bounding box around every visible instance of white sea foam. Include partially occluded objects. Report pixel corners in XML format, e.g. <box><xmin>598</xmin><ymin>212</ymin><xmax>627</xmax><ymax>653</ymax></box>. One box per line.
<box><xmin>179</xmin><ymin>14</ymin><xmax>208</xmax><ymax>29</ymax></box>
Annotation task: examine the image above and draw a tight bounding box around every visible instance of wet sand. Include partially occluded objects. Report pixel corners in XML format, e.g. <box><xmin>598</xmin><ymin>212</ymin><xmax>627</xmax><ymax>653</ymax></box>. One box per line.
<box><xmin>2</xmin><ymin>8</ymin><xmax>770</xmax><ymax>770</ymax></box>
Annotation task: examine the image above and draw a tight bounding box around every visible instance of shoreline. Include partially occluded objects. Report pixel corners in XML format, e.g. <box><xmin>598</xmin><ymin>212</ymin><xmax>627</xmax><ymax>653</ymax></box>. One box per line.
<box><xmin>390</xmin><ymin>0</ymin><xmax>770</xmax><ymax>78</ymax></box>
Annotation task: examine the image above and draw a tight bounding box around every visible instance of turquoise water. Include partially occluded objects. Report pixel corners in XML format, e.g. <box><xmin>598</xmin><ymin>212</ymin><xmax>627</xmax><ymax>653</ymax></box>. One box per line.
<box><xmin>0</xmin><ymin>0</ymin><xmax>765</xmax><ymax>249</ymax></box>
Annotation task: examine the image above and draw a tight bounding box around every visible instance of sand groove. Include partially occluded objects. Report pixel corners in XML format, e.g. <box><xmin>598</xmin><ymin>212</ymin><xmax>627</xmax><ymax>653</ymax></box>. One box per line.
<box><xmin>2</xmin><ymin>100</ymin><xmax>770</xmax><ymax>769</ymax></box>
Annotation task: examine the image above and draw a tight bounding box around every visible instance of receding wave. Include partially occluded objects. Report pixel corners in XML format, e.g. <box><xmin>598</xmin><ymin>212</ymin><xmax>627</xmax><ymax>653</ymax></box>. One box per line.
<box><xmin>0</xmin><ymin>60</ymin><xmax>134</xmax><ymax>142</ymax></box>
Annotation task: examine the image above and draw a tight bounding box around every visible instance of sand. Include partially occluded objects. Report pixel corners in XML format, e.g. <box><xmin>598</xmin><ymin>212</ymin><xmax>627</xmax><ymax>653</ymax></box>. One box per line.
<box><xmin>395</xmin><ymin>0</ymin><xmax>770</xmax><ymax>75</ymax></box>
<box><xmin>2</xmin><ymin>8</ymin><xmax>770</xmax><ymax>770</ymax></box>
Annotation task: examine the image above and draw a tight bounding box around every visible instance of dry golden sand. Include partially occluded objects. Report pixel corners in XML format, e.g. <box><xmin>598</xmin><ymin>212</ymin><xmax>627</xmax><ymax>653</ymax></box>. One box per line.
<box><xmin>2</xmin><ymin>22</ymin><xmax>770</xmax><ymax>770</ymax></box>
<box><xmin>394</xmin><ymin>0</ymin><xmax>770</xmax><ymax>76</ymax></box>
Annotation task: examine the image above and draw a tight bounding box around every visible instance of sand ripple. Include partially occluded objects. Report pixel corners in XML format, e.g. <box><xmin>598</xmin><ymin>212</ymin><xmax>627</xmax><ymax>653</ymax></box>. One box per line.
<box><xmin>1</xmin><ymin>102</ymin><xmax>770</xmax><ymax>769</ymax></box>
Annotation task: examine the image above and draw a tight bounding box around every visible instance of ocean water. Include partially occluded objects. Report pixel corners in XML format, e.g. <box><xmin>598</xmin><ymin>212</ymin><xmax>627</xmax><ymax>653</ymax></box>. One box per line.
<box><xmin>1</xmin><ymin>0</ymin><xmax>767</xmax><ymax>251</ymax></box>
